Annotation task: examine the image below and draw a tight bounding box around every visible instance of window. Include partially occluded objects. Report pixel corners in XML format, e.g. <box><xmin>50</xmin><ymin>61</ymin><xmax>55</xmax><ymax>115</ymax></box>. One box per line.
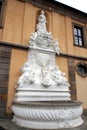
<box><xmin>76</xmin><ymin>62</ymin><xmax>87</xmax><ymax>78</ymax></box>
<box><xmin>0</xmin><ymin>0</ymin><xmax>5</xmax><ymax>27</ymax></box>
<box><xmin>73</xmin><ymin>25</ymin><xmax>84</xmax><ymax>47</ymax></box>
<box><xmin>78</xmin><ymin>65</ymin><xmax>87</xmax><ymax>75</ymax></box>
<box><xmin>0</xmin><ymin>1</ymin><xmax>2</xmax><ymax>12</ymax></box>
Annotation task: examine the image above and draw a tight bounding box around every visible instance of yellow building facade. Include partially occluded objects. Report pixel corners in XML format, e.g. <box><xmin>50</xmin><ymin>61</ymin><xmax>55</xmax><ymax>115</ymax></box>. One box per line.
<box><xmin>0</xmin><ymin>0</ymin><xmax>87</xmax><ymax>117</ymax></box>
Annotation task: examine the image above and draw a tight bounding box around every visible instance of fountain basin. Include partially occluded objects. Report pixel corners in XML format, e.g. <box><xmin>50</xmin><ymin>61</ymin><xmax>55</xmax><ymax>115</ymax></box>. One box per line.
<box><xmin>12</xmin><ymin>100</ymin><xmax>83</xmax><ymax>129</ymax></box>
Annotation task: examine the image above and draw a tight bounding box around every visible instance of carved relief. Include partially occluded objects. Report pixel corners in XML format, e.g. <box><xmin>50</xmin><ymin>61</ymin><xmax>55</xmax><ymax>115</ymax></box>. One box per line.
<box><xmin>41</xmin><ymin>65</ymin><xmax>51</xmax><ymax>87</ymax></box>
<box><xmin>12</xmin><ymin>104</ymin><xmax>82</xmax><ymax>126</ymax></box>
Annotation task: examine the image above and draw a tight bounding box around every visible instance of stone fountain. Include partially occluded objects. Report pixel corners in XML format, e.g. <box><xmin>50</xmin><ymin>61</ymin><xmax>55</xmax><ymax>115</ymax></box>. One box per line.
<box><xmin>12</xmin><ymin>11</ymin><xmax>83</xmax><ymax>129</ymax></box>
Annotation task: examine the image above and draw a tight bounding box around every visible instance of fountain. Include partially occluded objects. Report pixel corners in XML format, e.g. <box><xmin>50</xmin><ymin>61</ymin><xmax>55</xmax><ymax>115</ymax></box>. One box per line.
<box><xmin>12</xmin><ymin>11</ymin><xmax>83</xmax><ymax>129</ymax></box>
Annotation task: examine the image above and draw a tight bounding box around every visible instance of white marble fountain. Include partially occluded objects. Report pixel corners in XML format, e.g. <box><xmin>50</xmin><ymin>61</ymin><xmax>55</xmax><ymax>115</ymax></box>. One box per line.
<box><xmin>12</xmin><ymin>11</ymin><xmax>83</xmax><ymax>129</ymax></box>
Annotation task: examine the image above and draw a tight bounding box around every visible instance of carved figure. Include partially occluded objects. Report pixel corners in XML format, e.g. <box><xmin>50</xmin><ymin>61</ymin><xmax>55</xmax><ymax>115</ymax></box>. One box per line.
<box><xmin>29</xmin><ymin>33</ymin><xmax>37</xmax><ymax>48</ymax></box>
<box><xmin>17</xmin><ymin>71</ymin><xmax>35</xmax><ymax>87</ymax></box>
<box><xmin>52</xmin><ymin>66</ymin><xmax>70</xmax><ymax>86</ymax></box>
<box><xmin>36</xmin><ymin>11</ymin><xmax>47</xmax><ymax>33</ymax></box>
<box><xmin>17</xmin><ymin>61</ymin><xmax>35</xmax><ymax>87</ymax></box>
<box><xmin>20</xmin><ymin>61</ymin><xmax>30</xmax><ymax>73</ymax></box>
<box><xmin>54</xmin><ymin>39</ymin><xmax>60</xmax><ymax>55</ymax></box>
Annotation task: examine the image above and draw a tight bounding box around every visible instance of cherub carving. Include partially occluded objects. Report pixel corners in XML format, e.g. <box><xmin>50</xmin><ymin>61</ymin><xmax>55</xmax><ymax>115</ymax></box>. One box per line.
<box><xmin>16</xmin><ymin>61</ymin><xmax>35</xmax><ymax>87</ymax></box>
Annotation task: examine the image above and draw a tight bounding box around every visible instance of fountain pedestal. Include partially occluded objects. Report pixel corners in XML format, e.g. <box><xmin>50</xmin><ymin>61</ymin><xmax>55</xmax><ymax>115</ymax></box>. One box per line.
<box><xmin>12</xmin><ymin>11</ymin><xmax>83</xmax><ymax>129</ymax></box>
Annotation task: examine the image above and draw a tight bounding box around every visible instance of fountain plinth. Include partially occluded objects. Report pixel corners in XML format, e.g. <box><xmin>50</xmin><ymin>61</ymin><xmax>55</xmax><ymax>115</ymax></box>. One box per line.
<box><xmin>12</xmin><ymin>11</ymin><xmax>83</xmax><ymax>129</ymax></box>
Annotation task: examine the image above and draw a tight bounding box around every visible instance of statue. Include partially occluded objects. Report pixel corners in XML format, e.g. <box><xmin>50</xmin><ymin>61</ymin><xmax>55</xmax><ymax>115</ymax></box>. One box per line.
<box><xmin>36</xmin><ymin>10</ymin><xmax>47</xmax><ymax>33</ymax></box>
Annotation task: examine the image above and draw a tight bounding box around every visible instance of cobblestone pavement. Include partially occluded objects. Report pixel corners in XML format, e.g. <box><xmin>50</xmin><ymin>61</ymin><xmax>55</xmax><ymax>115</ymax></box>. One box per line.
<box><xmin>0</xmin><ymin>115</ymin><xmax>87</xmax><ymax>130</ymax></box>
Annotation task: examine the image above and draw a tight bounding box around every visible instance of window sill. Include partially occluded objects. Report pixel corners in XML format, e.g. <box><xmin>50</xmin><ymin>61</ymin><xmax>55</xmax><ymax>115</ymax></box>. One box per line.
<box><xmin>74</xmin><ymin>44</ymin><xmax>87</xmax><ymax>49</ymax></box>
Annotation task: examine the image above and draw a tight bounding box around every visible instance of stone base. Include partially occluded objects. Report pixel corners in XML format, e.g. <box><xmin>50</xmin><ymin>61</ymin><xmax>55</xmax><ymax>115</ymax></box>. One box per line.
<box><xmin>15</xmin><ymin>85</ymin><xmax>71</xmax><ymax>101</ymax></box>
<box><xmin>12</xmin><ymin>101</ymin><xmax>83</xmax><ymax>129</ymax></box>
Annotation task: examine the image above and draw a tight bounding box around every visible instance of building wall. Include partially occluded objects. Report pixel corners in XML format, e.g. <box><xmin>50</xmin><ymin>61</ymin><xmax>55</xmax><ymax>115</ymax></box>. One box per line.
<box><xmin>75</xmin><ymin>60</ymin><xmax>87</xmax><ymax>109</ymax></box>
<box><xmin>7</xmin><ymin>49</ymin><xmax>27</xmax><ymax>113</ymax></box>
<box><xmin>0</xmin><ymin>0</ymin><xmax>87</xmax><ymax>114</ymax></box>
